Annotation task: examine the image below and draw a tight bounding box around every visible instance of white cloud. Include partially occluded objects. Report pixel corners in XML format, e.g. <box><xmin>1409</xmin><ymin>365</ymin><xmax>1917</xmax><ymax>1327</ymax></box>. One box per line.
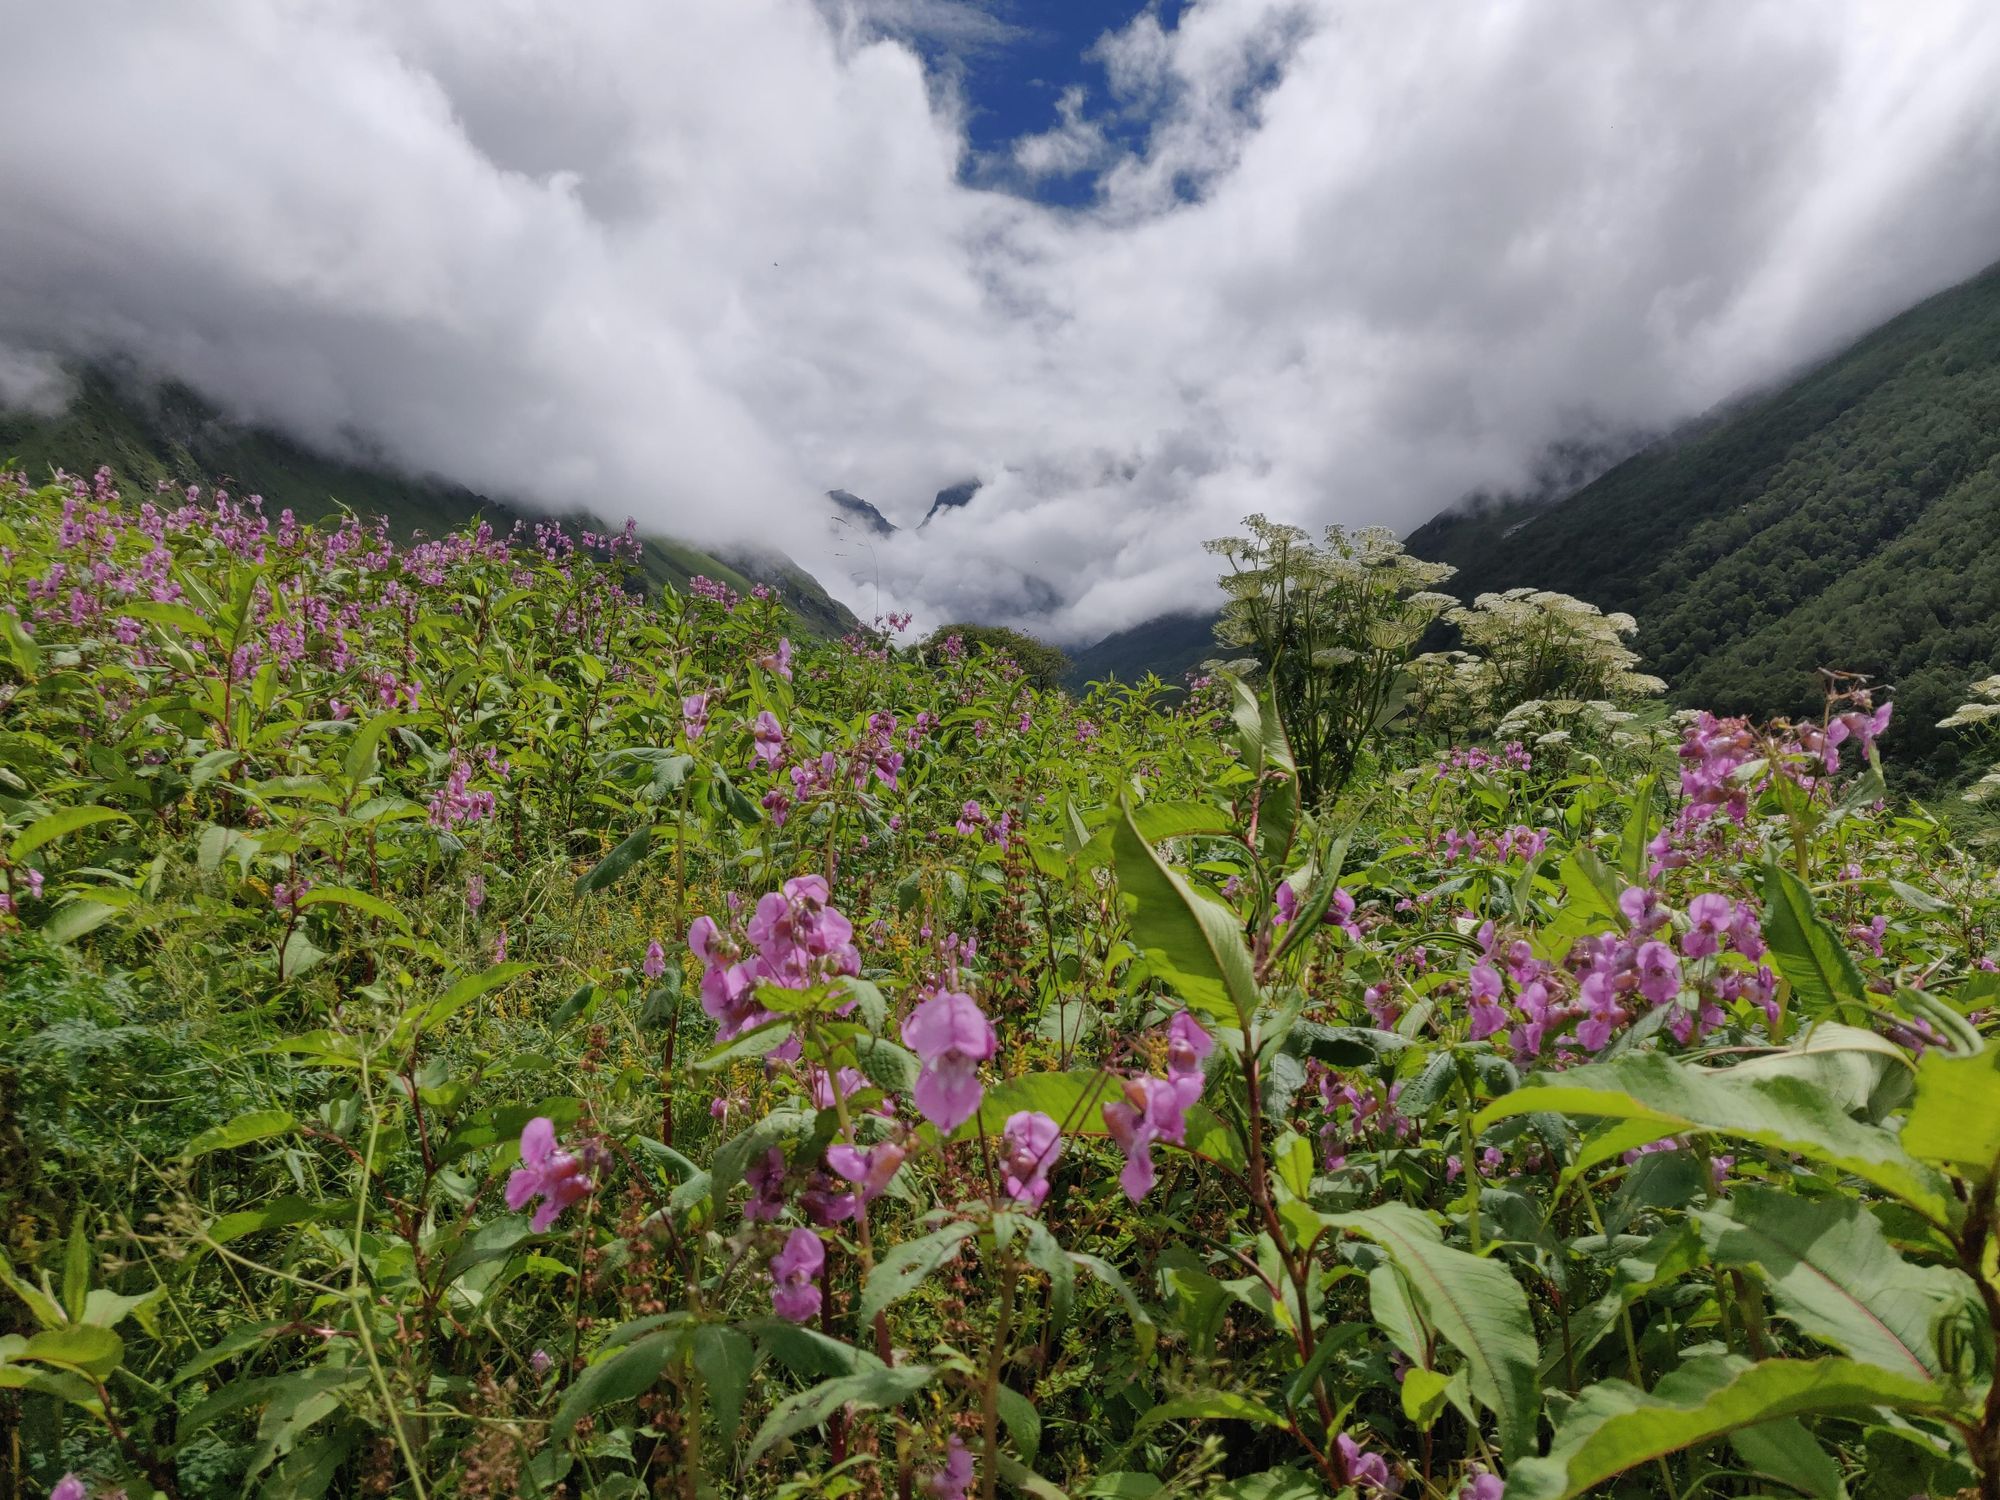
<box><xmin>2</xmin><ymin>0</ymin><xmax>1998</xmax><ymax>643</ymax></box>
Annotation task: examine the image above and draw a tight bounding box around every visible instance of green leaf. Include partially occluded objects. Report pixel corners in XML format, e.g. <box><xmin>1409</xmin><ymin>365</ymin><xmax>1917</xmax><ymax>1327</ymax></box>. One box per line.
<box><xmin>1112</xmin><ymin>793</ymin><xmax>1260</xmax><ymax>1027</ymax></box>
<box><xmin>420</xmin><ymin>961</ymin><xmax>534</xmax><ymax>1031</ymax></box>
<box><xmin>296</xmin><ymin>884</ymin><xmax>410</xmax><ymax>933</ymax></box>
<box><xmin>1696</xmin><ymin>1187</ymin><xmax>1974</xmax><ymax>1380</ymax></box>
<box><xmin>62</xmin><ymin>1216</ymin><xmax>90</xmax><ymax>1324</ymax></box>
<box><xmin>859</xmin><ymin>1221</ymin><xmax>976</xmax><ymax>1324</ymax></box>
<box><xmin>692</xmin><ymin>1325</ymin><xmax>754</xmax><ymax>1441</ymax></box>
<box><xmin>1728</xmin><ymin>1419</ymin><xmax>1848</xmax><ymax>1500</ymax></box>
<box><xmin>1505</xmin><ymin>1356</ymin><xmax>1966</xmax><ymax>1500</ymax></box>
<box><xmin>746</xmin><ymin>1364</ymin><xmax>934</xmax><ymax>1460</ymax></box>
<box><xmin>1327</xmin><ymin>1201</ymin><xmax>1539</xmax><ymax>1460</ymax></box>
<box><xmin>23</xmin><ymin>1324</ymin><xmax>123</xmax><ymax>1381</ymax></box>
<box><xmin>9</xmin><ymin>804</ymin><xmax>133</xmax><ymax>860</ymax></box>
<box><xmin>342</xmin><ymin>711</ymin><xmax>405</xmax><ymax>786</ymax></box>
<box><xmin>1069</xmin><ymin>1252</ymin><xmax>1156</xmax><ymax>1361</ymax></box>
<box><xmin>1</xmin><ymin>609</ymin><xmax>43</xmax><ymax>677</ymax></box>
<box><xmin>1903</xmin><ymin>1043</ymin><xmax>2000</xmax><ymax>1182</ymax></box>
<box><xmin>1199</xmin><ymin>1470</ymin><xmax>1322</xmax><ymax>1500</ymax></box>
<box><xmin>184</xmin><ymin>1110</ymin><xmax>298</xmax><ymax>1161</ymax></box>
<box><xmin>1131</xmin><ymin>1390</ymin><xmax>1290</xmax><ymax>1436</ymax></box>
<box><xmin>948</xmin><ymin>1069</ymin><xmax>1119</xmax><ymax>1144</ymax></box>
<box><xmin>1761</xmin><ymin>862</ymin><xmax>1868</xmax><ymax>1020</ymax></box>
<box><xmin>1476</xmin><ymin>1051</ymin><xmax>1954</xmax><ymax>1228</ymax></box>
<box><xmin>552</xmin><ymin>1328</ymin><xmax>688</xmax><ymax>1437</ymax></box>
<box><xmin>997</xmin><ymin>1383</ymin><xmax>1041</xmax><ymax>1465</ymax></box>
<box><xmin>575</xmin><ymin>825</ymin><xmax>651</xmax><ymax>895</ymax></box>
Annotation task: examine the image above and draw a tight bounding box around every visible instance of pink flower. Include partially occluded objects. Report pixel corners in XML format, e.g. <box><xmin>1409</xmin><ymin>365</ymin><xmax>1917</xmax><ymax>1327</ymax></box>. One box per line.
<box><xmin>682</xmin><ymin>691</ymin><xmax>710</xmax><ymax>741</ymax></box>
<box><xmin>1001</xmin><ymin>1111</ymin><xmax>1063</xmax><ymax>1209</ymax></box>
<box><xmin>52</xmin><ymin>1478</ymin><xmax>87</xmax><ymax>1500</ymax></box>
<box><xmin>758</xmin><ymin>637</ymin><xmax>793</xmax><ymax>680</ymax></box>
<box><xmin>1460</xmin><ymin>1469</ymin><xmax>1503</xmax><ymax>1500</ymax></box>
<box><xmin>926</xmin><ymin>1435</ymin><xmax>974</xmax><ymax>1499</ymax></box>
<box><xmin>1336</xmin><ymin>1433</ymin><xmax>1395</xmax><ymax>1492</ymax></box>
<box><xmin>1634</xmin><ymin>940</ymin><xmax>1681</xmax><ymax>1005</ymax></box>
<box><xmin>826</xmin><ymin>1139</ymin><xmax>906</xmax><ymax>1206</ymax></box>
<box><xmin>752</xmin><ymin>710</ymin><xmax>786</xmax><ymax>767</ymax></box>
<box><xmin>1682</xmin><ymin>893</ymin><xmax>1734</xmax><ymax>959</ymax></box>
<box><xmin>642</xmin><ymin>940</ymin><xmax>666</xmax><ymax>981</ymax></box>
<box><xmin>466</xmin><ymin>873</ymin><xmax>485</xmax><ymax>912</ymax></box>
<box><xmin>505</xmin><ymin>1118</ymin><xmax>596</xmax><ymax>1232</ymax></box>
<box><xmin>902</xmin><ymin>989</ymin><xmax>996</xmax><ymax>1133</ymax></box>
<box><xmin>769</xmin><ymin>1226</ymin><xmax>824</xmax><ymax>1323</ymax></box>
<box><xmin>530</xmin><ymin>1348</ymin><xmax>554</xmax><ymax>1377</ymax></box>
<box><xmin>1273</xmin><ymin>881</ymin><xmax>1299</xmax><ymax>926</ymax></box>
<box><xmin>744</xmin><ymin>1148</ymin><xmax>789</xmax><ymax>1221</ymax></box>
<box><xmin>1467</xmin><ymin>961</ymin><xmax>1507</xmax><ymax>1041</ymax></box>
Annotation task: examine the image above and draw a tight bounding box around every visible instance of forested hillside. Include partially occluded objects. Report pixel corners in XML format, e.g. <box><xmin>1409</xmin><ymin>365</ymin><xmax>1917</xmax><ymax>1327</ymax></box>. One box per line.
<box><xmin>0</xmin><ymin>367</ymin><xmax>861</xmax><ymax>637</ymax></box>
<box><xmin>1406</xmin><ymin>259</ymin><xmax>2000</xmax><ymax>784</ymax></box>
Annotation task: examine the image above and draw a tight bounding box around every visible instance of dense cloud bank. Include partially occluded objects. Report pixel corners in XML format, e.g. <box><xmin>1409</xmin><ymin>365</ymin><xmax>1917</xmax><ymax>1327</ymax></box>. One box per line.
<box><xmin>4</xmin><ymin>0</ymin><xmax>1998</xmax><ymax>639</ymax></box>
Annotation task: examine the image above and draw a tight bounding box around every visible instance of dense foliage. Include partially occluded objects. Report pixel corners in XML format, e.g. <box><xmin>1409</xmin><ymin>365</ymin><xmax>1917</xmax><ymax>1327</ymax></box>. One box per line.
<box><xmin>5</xmin><ymin>466</ymin><xmax>2000</xmax><ymax>1500</ymax></box>
<box><xmin>1407</xmin><ymin>258</ymin><xmax>2000</xmax><ymax>788</ymax></box>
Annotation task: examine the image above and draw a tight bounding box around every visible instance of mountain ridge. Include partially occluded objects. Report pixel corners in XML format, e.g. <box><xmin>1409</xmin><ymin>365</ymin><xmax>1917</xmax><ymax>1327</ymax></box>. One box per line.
<box><xmin>0</xmin><ymin>365</ymin><xmax>862</xmax><ymax>638</ymax></box>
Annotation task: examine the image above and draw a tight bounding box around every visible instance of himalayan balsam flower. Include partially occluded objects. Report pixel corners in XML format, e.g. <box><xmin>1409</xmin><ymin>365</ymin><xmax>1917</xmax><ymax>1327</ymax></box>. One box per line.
<box><xmin>530</xmin><ymin>1348</ymin><xmax>554</xmax><ymax>1377</ymax></box>
<box><xmin>1104</xmin><ymin>1011</ymin><xmax>1210</xmax><ymax>1201</ymax></box>
<box><xmin>1001</xmin><ymin>1111</ymin><xmax>1063</xmax><ymax>1209</ymax></box>
<box><xmin>902</xmin><ymin>989</ymin><xmax>997</xmax><ymax>1132</ymax></box>
<box><xmin>642</xmin><ymin>940</ymin><xmax>666</xmax><ymax>981</ymax></box>
<box><xmin>758</xmin><ymin>637</ymin><xmax>793</xmax><ymax>680</ymax></box>
<box><xmin>682</xmin><ymin>690</ymin><xmax>710</xmax><ymax>741</ymax></box>
<box><xmin>752</xmin><ymin>710</ymin><xmax>786</xmax><ymax>767</ymax></box>
<box><xmin>52</xmin><ymin>1478</ymin><xmax>87</xmax><ymax>1500</ymax></box>
<box><xmin>466</xmin><ymin>873</ymin><xmax>485</xmax><ymax>912</ymax></box>
<box><xmin>927</xmin><ymin>1435</ymin><xmax>974</xmax><ymax>1500</ymax></box>
<box><xmin>505</xmin><ymin>1118</ymin><xmax>595</xmax><ymax>1231</ymax></box>
<box><xmin>1460</xmin><ymin>1469</ymin><xmax>1504</xmax><ymax>1500</ymax></box>
<box><xmin>826</xmin><ymin>1139</ymin><xmax>907</xmax><ymax>1207</ymax></box>
<box><xmin>769</xmin><ymin>1226</ymin><xmax>824</xmax><ymax>1322</ymax></box>
<box><xmin>1336</xmin><ymin>1433</ymin><xmax>1394</xmax><ymax>1492</ymax></box>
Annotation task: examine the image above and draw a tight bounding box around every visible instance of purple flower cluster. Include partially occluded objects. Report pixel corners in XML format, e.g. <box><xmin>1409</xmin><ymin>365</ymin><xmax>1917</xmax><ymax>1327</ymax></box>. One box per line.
<box><xmin>1438</xmin><ymin>825</ymin><xmax>1547</xmax><ymax>866</ymax></box>
<box><xmin>506</xmin><ymin>1117</ymin><xmax>600</xmax><ymax>1231</ymax></box>
<box><xmin>902</xmin><ymin>988</ymin><xmax>998</xmax><ymax>1132</ymax></box>
<box><xmin>687</xmin><ymin>875</ymin><xmax>862</xmax><ymax>1049</ymax></box>
<box><xmin>1102</xmin><ymin>1012</ymin><xmax>1211</xmax><ymax>1201</ymax></box>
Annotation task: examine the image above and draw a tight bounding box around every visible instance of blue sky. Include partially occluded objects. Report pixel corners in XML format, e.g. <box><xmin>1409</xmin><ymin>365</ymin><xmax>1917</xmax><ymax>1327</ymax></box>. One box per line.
<box><xmin>896</xmin><ymin>0</ymin><xmax>1196</xmax><ymax>204</ymax></box>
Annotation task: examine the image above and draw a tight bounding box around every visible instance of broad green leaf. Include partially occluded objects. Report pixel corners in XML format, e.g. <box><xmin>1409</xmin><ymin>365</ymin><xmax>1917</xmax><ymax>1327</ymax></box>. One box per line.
<box><xmin>692</xmin><ymin>1325</ymin><xmax>755</xmax><ymax>1440</ymax></box>
<box><xmin>1696</xmin><ymin>1187</ymin><xmax>1973</xmax><ymax>1380</ymax></box>
<box><xmin>1903</xmin><ymin>1043</ymin><xmax>2000</xmax><ymax>1181</ymax></box>
<box><xmin>1113</xmin><ymin>794</ymin><xmax>1260</xmax><ymax>1027</ymax></box>
<box><xmin>1505</xmin><ymin>1356</ymin><xmax>1966</xmax><ymax>1500</ymax></box>
<box><xmin>184</xmin><ymin>1110</ymin><xmax>298</xmax><ymax>1160</ymax></box>
<box><xmin>9</xmin><ymin>804</ymin><xmax>133</xmax><ymax>860</ymax></box>
<box><xmin>553</xmin><ymin>1328</ymin><xmax>688</xmax><ymax>1437</ymax></box>
<box><xmin>420</xmin><ymin>961</ymin><xmax>534</xmax><ymax>1030</ymax></box>
<box><xmin>1328</xmin><ymin>1201</ymin><xmax>1539</xmax><ymax>1460</ymax></box>
<box><xmin>1476</xmin><ymin>1051</ymin><xmax>1953</xmax><ymax>1227</ymax></box>
<box><xmin>948</xmin><ymin>1069</ymin><xmax>1119</xmax><ymax>1143</ymax></box>
<box><xmin>1131</xmin><ymin>1389</ymin><xmax>1289</xmax><ymax>1436</ymax></box>
<box><xmin>296</xmin><ymin>884</ymin><xmax>410</xmax><ymax>933</ymax></box>
<box><xmin>1200</xmin><ymin>1470</ymin><xmax>1321</xmax><ymax>1500</ymax></box>
<box><xmin>1761</xmin><ymin>863</ymin><xmax>1868</xmax><ymax>1020</ymax></box>
<box><xmin>23</xmin><ymin>1324</ymin><xmax>123</xmax><ymax>1381</ymax></box>
<box><xmin>996</xmin><ymin>1383</ymin><xmax>1041</xmax><ymax>1465</ymax></box>
<box><xmin>575</xmin><ymin>825</ymin><xmax>651</xmax><ymax>895</ymax></box>
<box><xmin>747</xmin><ymin>1364</ymin><xmax>933</xmax><ymax>1459</ymax></box>
<box><xmin>1070</xmin><ymin>1252</ymin><xmax>1157</xmax><ymax>1361</ymax></box>
<box><xmin>859</xmin><ymin>1221</ymin><xmax>976</xmax><ymax>1323</ymax></box>
<box><xmin>1728</xmin><ymin>1419</ymin><xmax>1845</xmax><ymax>1500</ymax></box>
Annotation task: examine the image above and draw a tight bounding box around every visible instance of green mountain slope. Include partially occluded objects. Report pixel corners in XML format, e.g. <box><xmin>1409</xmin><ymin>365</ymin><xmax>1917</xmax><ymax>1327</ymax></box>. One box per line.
<box><xmin>0</xmin><ymin>367</ymin><xmax>860</xmax><ymax>638</ymax></box>
<box><xmin>1403</xmin><ymin>259</ymin><xmax>2000</xmax><ymax>783</ymax></box>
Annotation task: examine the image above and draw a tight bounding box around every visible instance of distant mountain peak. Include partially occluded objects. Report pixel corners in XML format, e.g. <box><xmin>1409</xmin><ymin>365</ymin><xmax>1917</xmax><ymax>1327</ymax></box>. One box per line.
<box><xmin>920</xmin><ymin>478</ymin><xmax>980</xmax><ymax>528</ymax></box>
<box><xmin>826</xmin><ymin>488</ymin><xmax>897</xmax><ymax>537</ymax></box>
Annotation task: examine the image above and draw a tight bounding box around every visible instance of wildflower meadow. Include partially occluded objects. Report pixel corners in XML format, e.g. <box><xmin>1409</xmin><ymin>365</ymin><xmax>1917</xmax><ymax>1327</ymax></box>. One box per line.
<box><xmin>5</xmin><ymin>465</ymin><xmax>2000</xmax><ymax>1500</ymax></box>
